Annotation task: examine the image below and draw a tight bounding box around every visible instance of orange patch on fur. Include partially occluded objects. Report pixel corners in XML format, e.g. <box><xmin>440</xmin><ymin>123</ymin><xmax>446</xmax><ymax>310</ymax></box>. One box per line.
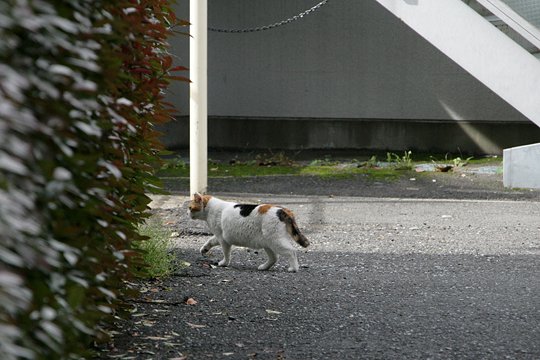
<box><xmin>257</xmin><ymin>204</ymin><xmax>273</xmax><ymax>214</ymax></box>
<box><xmin>188</xmin><ymin>200</ymin><xmax>202</xmax><ymax>212</ymax></box>
<box><xmin>202</xmin><ymin>195</ymin><xmax>212</xmax><ymax>206</ymax></box>
<box><xmin>189</xmin><ymin>194</ymin><xmax>212</xmax><ymax>212</ymax></box>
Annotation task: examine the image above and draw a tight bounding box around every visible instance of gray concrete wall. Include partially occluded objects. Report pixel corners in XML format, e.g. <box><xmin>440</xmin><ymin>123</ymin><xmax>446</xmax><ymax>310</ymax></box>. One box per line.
<box><xmin>162</xmin><ymin>116</ymin><xmax>540</xmax><ymax>155</ymax></box>
<box><xmin>164</xmin><ymin>0</ymin><xmax>532</xmax><ymax>152</ymax></box>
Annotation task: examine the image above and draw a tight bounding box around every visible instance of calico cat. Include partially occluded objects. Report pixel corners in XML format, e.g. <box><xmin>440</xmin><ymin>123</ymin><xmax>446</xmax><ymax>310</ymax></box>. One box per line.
<box><xmin>188</xmin><ymin>193</ymin><xmax>309</xmax><ymax>272</ymax></box>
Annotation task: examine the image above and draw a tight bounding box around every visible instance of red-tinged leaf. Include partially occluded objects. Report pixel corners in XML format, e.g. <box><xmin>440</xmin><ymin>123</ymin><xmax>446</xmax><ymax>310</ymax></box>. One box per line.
<box><xmin>170</xmin><ymin>65</ymin><xmax>189</xmax><ymax>72</ymax></box>
<box><xmin>154</xmin><ymin>113</ymin><xmax>172</xmax><ymax>123</ymax></box>
<box><xmin>176</xmin><ymin>19</ymin><xmax>190</xmax><ymax>27</ymax></box>
<box><xmin>162</xmin><ymin>56</ymin><xmax>172</xmax><ymax>69</ymax></box>
<box><xmin>164</xmin><ymin>108</ymin><xmax>178</xmax><ymax>115</ymax></box>
<box><xmin>161</xmin><ymin>101</ymin><xmax>175</xmax><ymax>108</ymax></box>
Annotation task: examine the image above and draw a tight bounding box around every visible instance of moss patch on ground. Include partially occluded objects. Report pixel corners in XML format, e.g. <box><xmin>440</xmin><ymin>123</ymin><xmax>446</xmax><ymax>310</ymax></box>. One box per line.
<box><xmin>157</xmin><ymin>151</ymin><xmax>501</xmax><ymax>182</ymax></box>
<box><xmin>159</xmin><ymin>160</ymin><xmax>409</xmax><ymax>181</ymax></box>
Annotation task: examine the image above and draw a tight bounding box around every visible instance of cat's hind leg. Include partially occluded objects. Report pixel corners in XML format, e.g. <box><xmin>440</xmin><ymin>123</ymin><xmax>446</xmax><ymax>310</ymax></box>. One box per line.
<box><xmin>272</xmin><ymin>240</ymin><xmax>299</xmax><ymax>272</ymax></box>
<box><xmin>283</xmin><ymin>248</ymin><xmax>299</xmax><ymax>273</ymax></box>
<box><xmin>218</xmin><ymin>241</ymin><xmax>232</xmax><ymax>267</ymax></box>
<box><xmin>200</xmin><ymin>236</ymin><xmax>219</xmax><ymax>255</ymax></box>
<box><xmin>258</xmin><ymin>248</ymin><xmax>278</xmax><ymax>271</ymax></box>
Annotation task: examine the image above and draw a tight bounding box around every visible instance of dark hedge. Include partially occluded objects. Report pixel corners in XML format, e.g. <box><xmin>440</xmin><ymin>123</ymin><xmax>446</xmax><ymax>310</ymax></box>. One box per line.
<box><xmin>0</xmin><ymin>1</ymin><xmax>185</xmax><ymax>358</ymax></box>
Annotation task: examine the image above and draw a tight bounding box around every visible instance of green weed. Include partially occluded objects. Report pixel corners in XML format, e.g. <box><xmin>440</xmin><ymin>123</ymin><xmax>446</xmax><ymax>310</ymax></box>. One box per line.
<box><xmin>452</xmin><ymin>156</ymin><xmax>474</xmax><ymax>168</ymax></box>
<box><xmin>386</xmin><ymin>150</ymin><xmax>414</xmax><ymax>170</ymax></box>
<box><xmin>359</xmin><ymin>155</ymin><xmax>378</xmax><ymax>168</ymax></box>
<box><xmin>161</xmin><ymin>155</ymin><xmax>187</xmax><ymax>170</ymax></box>
<box><xmin>135</xmin><ymin>219</ymin><xmax>176</xmax><ymax>278</ymax></box>
<box><xmin>309</xmin><ymin>155</ymin><xmax>339</xmax><ymax>167</ymax></box>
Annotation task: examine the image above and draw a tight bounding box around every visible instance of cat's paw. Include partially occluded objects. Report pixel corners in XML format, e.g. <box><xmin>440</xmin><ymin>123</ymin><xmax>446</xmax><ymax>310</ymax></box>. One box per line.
<box><xmin>258</xmin><ymin>263</ymin><xmax>271</xmax><ymax>271</ymax></box>
<box><xmin>287</xmin><ymin>266</ymin><xmax>299</xmax><ymax>273</ymax></box>
<box><xmin>218</xmin><ymin>259</ymin><xmax>229</xmax><ymax>267</ymax></box>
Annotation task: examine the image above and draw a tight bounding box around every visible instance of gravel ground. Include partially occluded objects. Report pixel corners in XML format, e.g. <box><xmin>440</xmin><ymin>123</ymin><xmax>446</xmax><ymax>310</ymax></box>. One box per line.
<box><xmin>101</xmin><ymin>170</ymin><xmax>540</xmax><ymax>359</ymax></box>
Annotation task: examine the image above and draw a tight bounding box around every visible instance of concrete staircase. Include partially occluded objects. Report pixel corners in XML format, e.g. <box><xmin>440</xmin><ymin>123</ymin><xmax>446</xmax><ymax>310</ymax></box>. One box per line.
<box><xmin>374</xmin><ymin>0</ymin><xmax>540</xmax><ymax>188</ymax></box>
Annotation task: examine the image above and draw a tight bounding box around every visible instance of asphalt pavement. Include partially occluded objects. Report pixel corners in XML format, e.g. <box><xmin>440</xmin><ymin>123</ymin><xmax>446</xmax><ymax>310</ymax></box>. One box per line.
<box><xmin>105</xmin><ymin>193</ymin><xmax>540</xmax><ymax>359</ymax></box>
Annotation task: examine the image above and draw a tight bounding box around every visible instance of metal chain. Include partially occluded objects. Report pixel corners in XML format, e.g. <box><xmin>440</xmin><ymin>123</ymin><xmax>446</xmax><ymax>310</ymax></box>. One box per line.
<box><xmin>208</xmin><ymin>0</ymin><xmax>329</xmax><ymax>33</ymax></box>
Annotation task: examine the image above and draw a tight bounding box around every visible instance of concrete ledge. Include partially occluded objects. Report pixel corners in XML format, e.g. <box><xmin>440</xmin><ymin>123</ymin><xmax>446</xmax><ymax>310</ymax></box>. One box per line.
<box><xmin>160</xmin><ymin>116</ymin><xmax>540</xmax><ymax>155</ymax></box>
<box><xmin>503</xmin><ymin>143</ymin><xmax>540</xmax><ymax>189</ymax></box>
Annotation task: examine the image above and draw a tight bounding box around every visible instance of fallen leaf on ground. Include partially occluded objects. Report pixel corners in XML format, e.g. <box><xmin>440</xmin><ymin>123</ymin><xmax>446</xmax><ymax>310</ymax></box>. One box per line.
<box><xmin>185</xmin><ymin>297</ymin><xmax>198</xmax><ymax>305</ymax></box>
<box><xmin>143</xmin><ymin>336</ymin><xmax>171</xmax><ymax>341</ymax></box>
<box><xmin>186</xmin><ymin>322</ymin><xmax>206</xmax><ymax>329</ymax></box>
<box><xmin>143</xmin><ymin>298</ymin><xmax>166</xmax><ymax>303</ymax></box>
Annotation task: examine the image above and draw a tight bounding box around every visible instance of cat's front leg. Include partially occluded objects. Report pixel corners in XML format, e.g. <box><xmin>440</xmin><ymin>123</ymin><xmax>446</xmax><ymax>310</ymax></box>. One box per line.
<box><xmin>200</xmin><ymin>236</ymin><xmax>219</xmax><ymax>255</ymax></box>
<box><xmin>218</xmin><ymin>241</ymin><xmax>232</xmax><ymax>267</ymax></box>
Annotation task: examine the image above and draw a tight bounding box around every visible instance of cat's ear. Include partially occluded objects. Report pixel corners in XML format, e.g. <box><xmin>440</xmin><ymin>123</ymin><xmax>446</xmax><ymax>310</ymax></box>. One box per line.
<box><xmin>193</xmin><ymin>192</ymin><xmax>203</xmax><ymax>202</ymax></box>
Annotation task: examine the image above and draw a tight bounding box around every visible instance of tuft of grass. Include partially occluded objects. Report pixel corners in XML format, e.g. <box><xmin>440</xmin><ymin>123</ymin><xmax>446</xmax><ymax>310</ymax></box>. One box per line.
<box><xmin>386</xmin><ymin>150</ymin><xmax>414</xmax><ymax>170</ymax></box>
<box><xmin>135</xmin><ymin>219</ymin><xmax>176</xmax><ymax>278</ymax></box>
<box><xmin>451</xmin><ymin>156</ymin><xmax>474</xmax><ymax>168</ymax></box>
<box><xmin>359</xmin><ymin>155</ymin><xmax>378</xmax><ymax>168</ymax></box>
<box><xmin>309</xmin><ymin>155</ymin><xmax>339</xmax><ymax>167</ymax></box>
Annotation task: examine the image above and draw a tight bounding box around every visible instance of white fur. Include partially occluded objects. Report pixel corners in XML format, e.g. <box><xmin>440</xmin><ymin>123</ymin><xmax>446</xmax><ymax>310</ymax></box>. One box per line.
<box><xmin>189</xmin><ymin>196</ymin><xmax>300</xmax><ymax>272</ymax></box>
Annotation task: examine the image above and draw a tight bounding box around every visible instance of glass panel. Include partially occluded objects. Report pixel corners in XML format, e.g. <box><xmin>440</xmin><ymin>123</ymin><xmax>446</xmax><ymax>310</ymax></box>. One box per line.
<box><xmin>499</xmin><ymin>0</ymin><xmax>540</xmax><ymax>29</ymax></box>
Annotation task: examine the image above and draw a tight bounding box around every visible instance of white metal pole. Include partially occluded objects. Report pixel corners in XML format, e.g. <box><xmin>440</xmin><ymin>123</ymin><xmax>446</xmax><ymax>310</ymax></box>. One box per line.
<box><xmin>190</xmin><ymin>0</ymin><xmax>208</xmax><ymax>195</ymax></box>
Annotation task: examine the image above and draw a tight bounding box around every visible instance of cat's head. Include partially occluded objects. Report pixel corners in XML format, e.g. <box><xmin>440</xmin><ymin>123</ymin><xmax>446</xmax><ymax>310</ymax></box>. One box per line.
<box><xmin>188</xmin><ymin>192</ymin><xmax>211</xmax><ymax>220</ymax></box>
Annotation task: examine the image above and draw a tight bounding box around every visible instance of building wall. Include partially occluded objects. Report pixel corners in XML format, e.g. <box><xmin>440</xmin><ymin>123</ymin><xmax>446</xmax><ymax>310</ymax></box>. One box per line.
<box><xmin>163</xmin><ymin>0</ymin><xmax>538</xmax><ymax>153</ymax></box>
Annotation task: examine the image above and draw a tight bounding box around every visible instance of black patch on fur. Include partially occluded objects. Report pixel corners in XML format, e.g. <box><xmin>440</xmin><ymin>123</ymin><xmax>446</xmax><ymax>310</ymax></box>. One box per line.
<box><xmin>234</xmin><ymin>204</ymin><xmax>258</xmax><ymax>217</ymax></box>
<box><xmin>276</xmin><ymin>209</ymin><xmax>296</xmax><ymax>234</ymax></box>
<box><xmin>277</xmin><ymin>209</ymin><xmax>309</xmax><ymax>247</ymax></box>
<box><xmin>276</xmin><ymin>208</ymin><xmax>288</xmax><ymax>222</ymax></box>
<box><xmin>291</xmin><ymin>223</ymin><xmax>300</xmax><ymax>237</ymax></box>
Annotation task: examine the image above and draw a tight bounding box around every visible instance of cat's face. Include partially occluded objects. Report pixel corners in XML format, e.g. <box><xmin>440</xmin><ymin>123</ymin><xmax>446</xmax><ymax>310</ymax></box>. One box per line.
<box><xmin>188</xmin><ymin>199</ymin><xmax>204</xmax><ymax>219</ymax></box>
<box><xmin>188</xmin><ymin>193</ymin><xmax>210</xmax><ymax>219</ymax></box>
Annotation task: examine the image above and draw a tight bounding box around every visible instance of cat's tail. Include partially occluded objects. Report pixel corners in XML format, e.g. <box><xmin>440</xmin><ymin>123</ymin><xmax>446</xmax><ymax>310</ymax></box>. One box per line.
<box><xmin>277</xmin><ymin>208</ymin><xmax>310</xmax><ymax>248</ymax></box>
